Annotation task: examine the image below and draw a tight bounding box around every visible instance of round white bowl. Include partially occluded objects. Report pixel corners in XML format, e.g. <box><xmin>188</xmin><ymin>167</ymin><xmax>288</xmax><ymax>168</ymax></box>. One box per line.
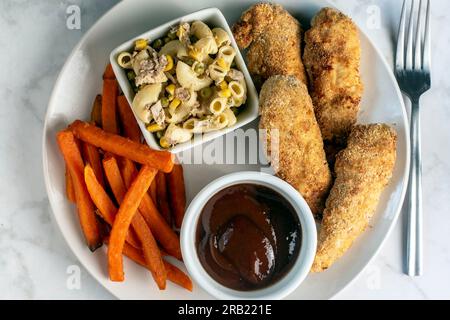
<box><xmin>180</xmin><ymin>171</ymin><xmax>317</xmax><ymax>300</ymax></box>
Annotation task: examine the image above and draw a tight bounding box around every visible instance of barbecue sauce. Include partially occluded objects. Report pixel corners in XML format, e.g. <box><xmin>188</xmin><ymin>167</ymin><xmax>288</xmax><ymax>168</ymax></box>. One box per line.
<box><xmin>196</xmin><ymin>184</ymin><xmax>301</xmax><ymax>291</ymax></box>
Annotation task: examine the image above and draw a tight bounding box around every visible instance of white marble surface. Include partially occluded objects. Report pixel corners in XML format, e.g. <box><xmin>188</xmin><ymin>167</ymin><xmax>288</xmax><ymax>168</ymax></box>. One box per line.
<box><xmin>1</xmin><ymin>0</ymin><xmax>449</xmax><ymax>299</ymax></box>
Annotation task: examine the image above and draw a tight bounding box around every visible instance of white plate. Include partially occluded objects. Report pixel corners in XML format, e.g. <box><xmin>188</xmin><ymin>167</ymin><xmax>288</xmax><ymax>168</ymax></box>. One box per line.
<box><xmin>42</xmin><ymin>0</ymin><xmax>409</xmax><ymax>300</ymax></box>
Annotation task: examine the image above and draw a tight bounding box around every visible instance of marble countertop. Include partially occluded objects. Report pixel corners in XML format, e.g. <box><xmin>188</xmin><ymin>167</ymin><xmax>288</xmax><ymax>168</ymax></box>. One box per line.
<box><xmin>1</xmin><ymin>0</ymin><xmax>449</xmax><ymax>299</ymax></box>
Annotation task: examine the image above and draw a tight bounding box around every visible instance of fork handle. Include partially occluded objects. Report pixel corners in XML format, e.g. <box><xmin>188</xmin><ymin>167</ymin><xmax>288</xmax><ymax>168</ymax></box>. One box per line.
<box><xmin>406</xmin><ymin>100</ymin><xmax>423</xmax><ymax>276</ymax></box>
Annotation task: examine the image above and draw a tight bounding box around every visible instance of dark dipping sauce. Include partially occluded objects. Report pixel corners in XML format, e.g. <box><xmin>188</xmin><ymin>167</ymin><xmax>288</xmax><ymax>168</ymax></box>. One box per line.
<box><xmin>196</xmin><ymin>183</ymin><xmax>302</xmax><ymax>291</ymax></box>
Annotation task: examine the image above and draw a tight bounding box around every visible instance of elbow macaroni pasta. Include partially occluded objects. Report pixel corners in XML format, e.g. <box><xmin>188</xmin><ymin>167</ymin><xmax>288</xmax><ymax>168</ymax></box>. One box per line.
<box><xmin>208</xmin><ymin>64</ymin><xmax>228</xmax><ymax>84</ymax></box>
<box><xmin>209</xmin><ymin>97</ymin><xmax>228</xmax><ymax>115</ymax></box>
<box><xmin>159</xmin><ymin>40</ymin><xmax>188</xmax><ymax>58</ymax></box>
<box><xmin>117</xmin><ymin>52</ymin><xmax>133</xmax><ymax>68</ymax></box>
<box><xmin>212</xmin><ymin>28</ymin><xmax>231</xmax><ymax>47</ymax></box>
<box><xmin>217</xmin><ymin>46</ymin><xmax>235</xmax><ymax>67</ymax></box>
<box><xmin>191</xmin><ymin>21</ymin><xmax>213</xmax><ymax>39</ymax></box>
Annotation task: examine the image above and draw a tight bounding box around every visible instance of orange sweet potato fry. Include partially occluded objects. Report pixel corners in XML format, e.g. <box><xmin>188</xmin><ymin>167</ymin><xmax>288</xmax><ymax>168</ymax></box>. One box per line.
<box><xmin>65</xmin><ymin>166</ymin><xmax>76</xmax><ymax>203</ymax></box>
<box><xmin>103</xmin><ymin>63</ymin><xmax>116</xmax><ymax>80</ymax></box>
<box><xmin>102</xmin><ymin>79</ymin><xmax>119</xmax><ymax>134</ymax></box>
<box><xmin>131</xmin><ymin>213</ymin><xmax>167</xmax><ymax>289</ymax></box>
<box><xmin>156</xmin><ymin>171</ymin><xmax>172</xmax><ymax>225</ymax></box>
<box><xmin>108</xmin><ymin>165</ymin><xmax>157</xmax><ymax>281</ymax></box>
<box><xmin>84</xmin><ymin>164</ymin><xmax>140</xmax><ymax>249</ymax></box>
<box><xmin>70</xmin><ymin>120</ymin><xmax>174</xmax><ymax>173</ymax></box>
<box><xmin>167</xmin><ymin>164</ymin><xmax>186</xmax><ymax>229</ymax></box>
<box><xmin>104</xmin><ymin>237</ymin><xmax>168</xmax><ymax>257</ymax></box>
<box><xmin>117</xmin><ymin>95</ymin><xmax>141</xmax><ymax>143</ymax></box>
<box><xmin>149</xmin><ymin>179</ymin><xmax>157</xmax><ymax>204</ymax></box>
<box><xmin>120</xmin><ymin>158</ymin><xmax>182</xmax><ymax>259</ymax></box>
<box><xmin>103</xmin><ymin>155</ymin><xmax>166</xmax><ymax>288</ymax></box>
<box><xmin>57</xmin><ymin>130</ymin><xmax>101</xmax><ymax>251</ymax></box>
<box><xmin>104</xmin><ymin>238</ymin><xmax>192</xmax><ymax>291</ymax></box>
<box><xmin>90</xmin><ymin>95</ymin><xmax>102</xmax><ymax>127</ymax></box>
<box><xmin>82</xmin><ymin>142</ymin><xmax>105</xmax><ymax>188</ymax></box>
<box><xmin>163</xmin><ymin>259</ymin><xmax>193</xmax><ymax>291</ymax></box>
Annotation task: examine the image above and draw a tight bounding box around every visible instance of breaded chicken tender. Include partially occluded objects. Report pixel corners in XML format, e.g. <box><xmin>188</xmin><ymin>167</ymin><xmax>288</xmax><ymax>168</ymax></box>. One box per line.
<box><xmin>232</xmin><ymin>3</ymin><xmax>307</xmax><ymax>85</ymax></box>
<box><xmin>304</xmin><ymin>8</ymin><xmax>363</xmax><ymax>142</ymax></box>
<box><xmin>259</xmin><ymin>75</ymin><xmax>332</xmax><ymax>215</ymax></box>
<box><xmin>312</xmin><ymin>124</ymin><xmax>397</xmax><ymax>272</ymax></box>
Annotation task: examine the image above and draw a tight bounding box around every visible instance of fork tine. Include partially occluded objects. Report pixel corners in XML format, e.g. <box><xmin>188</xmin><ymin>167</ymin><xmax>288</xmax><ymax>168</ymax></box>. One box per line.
<box><xmin>414</xmin><ymin>0</ymin><xmax>423</xmax><ymax>70</ymax></box>
<box><xmin>396</xmin><ymin>0</ymin><xmax>408</xmax><ymax>70</ymax></box>
<box><xmin>423</xmin><ymin>0</ymin><xmax>431</xmax><ymax>71</ymax></box>
<box><xmin>406</xmin><ymin>0</ymin><xmax>415</xmax><ymax>70</ymax></box>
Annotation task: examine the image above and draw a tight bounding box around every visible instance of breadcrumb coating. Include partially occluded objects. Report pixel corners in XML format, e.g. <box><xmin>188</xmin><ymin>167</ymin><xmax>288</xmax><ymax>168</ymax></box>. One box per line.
<box><xmin>303</xmin><ymin>7</ymin><xmax>363</xmax><ymax>142</ymax></box>
<box><xmin>312</xmin><ymin>124</ymin><xmax>397</xmax><ymax>272</ymax></box>
<box><xmin>259</xmin><ymin>75</ymin><xmax>332</xmax><ymax>215</ymax></box>
<box><xmin>232</xmin><ymin>3</ymin><xmax>307</xmax><ymax>85</ymax></box>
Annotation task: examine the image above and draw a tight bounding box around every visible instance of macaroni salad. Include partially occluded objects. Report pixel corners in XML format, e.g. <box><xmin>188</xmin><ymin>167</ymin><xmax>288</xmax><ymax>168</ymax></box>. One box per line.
<box><xmin>117</xmin><ymin>21</ymin><xmax>247</xmax><ymax>148</ymax></box>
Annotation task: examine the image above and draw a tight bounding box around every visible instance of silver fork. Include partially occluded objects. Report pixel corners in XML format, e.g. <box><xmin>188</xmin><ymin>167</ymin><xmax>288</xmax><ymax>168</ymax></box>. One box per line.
<box><xmin>395</xmin><ymin>0</ymin><xmax>431</xmax><ymax>277</ymax></box>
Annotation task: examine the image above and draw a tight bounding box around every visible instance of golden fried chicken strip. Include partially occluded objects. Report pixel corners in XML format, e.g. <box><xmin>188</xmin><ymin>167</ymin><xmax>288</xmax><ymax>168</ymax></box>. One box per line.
<box><xmin>303</xmin><ymin>7</ymin><xmax>363</xmax><ymax>142</ymax></box>
<box><xmin>259</xmin><ymin>75</ymin><xmax>332</xmax><ymax>215</ymax></box>
<box><xmin>232</xmin><ymin>3</ymin><xmax>307</xmax><ymax>84</ymax></box>
<box><xmin>312</xmin><ymin>124</ymin><xmax>397</xmax><ymax>272</ymax></box>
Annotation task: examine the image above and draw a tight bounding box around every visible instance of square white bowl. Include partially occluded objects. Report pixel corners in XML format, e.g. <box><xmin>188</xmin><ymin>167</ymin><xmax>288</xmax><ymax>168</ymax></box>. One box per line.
<box><xmin>110</xmin><ymin>7</ymin><xmax>259</xmax><ymax>153</ymax></box>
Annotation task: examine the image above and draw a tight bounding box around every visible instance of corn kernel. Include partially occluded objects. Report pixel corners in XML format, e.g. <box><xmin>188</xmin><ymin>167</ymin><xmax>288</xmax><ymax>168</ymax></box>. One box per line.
<box><xmin>160</xmin><ymin>137</ymin><xmax>170</xmax><ymax>149</ymax></box>
<box><xmin>135</xmin><ymin>39</ymin><xmax>148</xmax><ymax>51</ymax></box>
<box><xmin>164</xmin><ymin>55</ymin><xmax>174</xmax><ymax>72</ymax></box>
<box><xmin>166</xmin><ymin>84</ymin><xmax>176</xmax><ymax>96</ymax></box>
<box><xmin>146</xmin><ymin>123</ymin><xmax>164</xmax><ymax>132</ymax></box>
<box><xmin>218</xmin><ymin>88</ymin><xmax>232</xmax><ymax>98</ymax></box>
<box><xmin>216</xmin><ymin>57</ymin><xmax>227</xmax><ymax>69</ymax></box>
<box><xmin>169</xmin><ymin>98</ymin><xmax>181</xmax><ymax>111</ymax></box>
<box><xmin>218</xmin><ymin>81</ymin><xmax>228</xmax><ymax>90</ymax></box>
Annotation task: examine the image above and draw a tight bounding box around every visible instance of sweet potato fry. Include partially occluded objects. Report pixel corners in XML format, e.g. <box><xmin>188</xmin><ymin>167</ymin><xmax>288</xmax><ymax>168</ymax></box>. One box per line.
<box><xmin>104</xmin><ymin>237</ymin><xmax>168</xmax><ymax>257</ymax></box>
<box><xmin>167</xmin><ymin>164</ymin><xmax>186</xmax><ymax>229</ymax></box>
<box><xmin>103</xmin><ymin>63</ymin><xmax>116</xmax><ymax>80</ymax></box>
<box><xmin>104</xmin><ymin>238</ymin><xmax>192</xmax><ymax>291</ymax></box>
<box><xmin>90</xmin><ymin>94</ymin><xmax>102</xmax><ymax>127</ymax></box>
<box><xmin>102</xmin><ymin>79</ymin><xmax>119</xmax><ymax>134</ymax></box>
<box><xmin>84</xmin><ymin>164</ymin><xmax>116</xmax><ymax>225</ymax></box>
<box><xmin>65</xmin><ymin>166</ymin><xmax>76</xmax><ymax>203</ymax></box>
<box><xmin>70</xmin><ymin>120</ymin><xmax>174</xmax><ymax>173</ymax></box>
<box><xmin>163</xmin><ymin>259</ymin><xmax>193</xmax><ymax>291</ymax></box>
<box><xmin>82</xmin><ymin>142</ymin><xmax>105</xmax><ymax>188</ymax></box>
<box><xmin>117</xmin><ymin>95</ymin><xmax>141</xmax><ymax>143</ymax></box>
<box><xmin>57</xmin><ymin>130</ymin><xmax>101</xmax><ymax>251</ymax></box>
<box><xmin>103</xmin><ymin>155</ymin><xmax>166</xmax><ymax>288</ymax></box>
<box><xmin>131</xmin><ymin>213</ymin><xmax>166</xmax><ymax>289</ymax></box>
<box><xmin>108</xmin><ymin>165</ymin><xmax>157</xmax><ymax>281</ymax></box>
<box><xmin>120</xmin><ymin>158</ymin><xmax>182</xmax><ymax>259</ymax></box>
<box><xmin>149</xmin><ymin>179</ymin><xmax>157</xmax><ymax>204</ymax></box>
<box><xmin>156</xmin><ymin>171</ymin><xmax>172</xmax><ymax>225</ymax></box>
<box><xmin>84</xmin><ymin>164</ymin><xmax>140</xmax><ymax>249</ymax></box>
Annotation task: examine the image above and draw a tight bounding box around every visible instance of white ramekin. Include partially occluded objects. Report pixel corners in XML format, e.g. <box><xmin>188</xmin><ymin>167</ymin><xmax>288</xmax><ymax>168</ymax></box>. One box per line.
<box><xmin>110</xmin><ymin>8</ymin><xmax>258</xmax><ymax>154</ymax></box>
<box><xmin>180</xmin><ymin>171</ymin><xmax>317</xmax><ymax>300</ymax></box>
